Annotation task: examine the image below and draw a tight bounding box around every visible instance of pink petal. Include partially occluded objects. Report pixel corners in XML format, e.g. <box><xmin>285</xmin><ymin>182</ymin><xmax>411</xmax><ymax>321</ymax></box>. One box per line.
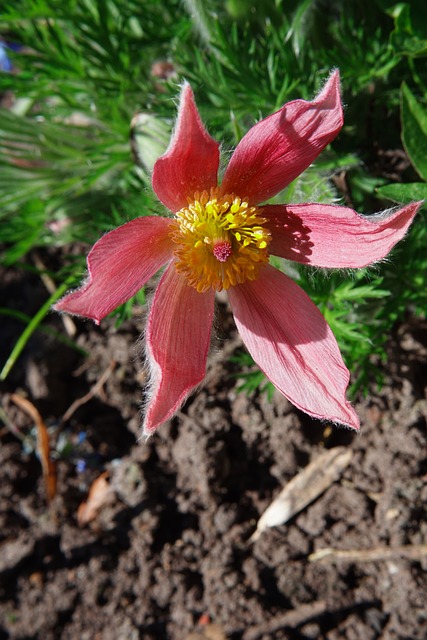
<box><xmin>143</xmin><ymin>264</ymin><xmax>215</xmax><ymax>435</ymax></box>
<box><xmin>54</xmin><ymin>217</ymin><xmax>174</xmax><ymax>323</ymax></box>
<box><xmin>220</xmin><ymin>70</ymin><xmax>343</xmax><ymax>205</ymax></box>
<box><xmin>264</xmin><ymin>201</ymin><xmax>422</xmax><ymax>268</ymax></box>
<box><xmin>228</xmin><ymin>265</ymin><xmax>359</xmax><ymax>429</ymax></box>
<box><xmin>152</xmin><ymin>83</ymin><xmax>220</xmax><ymax>213</ymax></box>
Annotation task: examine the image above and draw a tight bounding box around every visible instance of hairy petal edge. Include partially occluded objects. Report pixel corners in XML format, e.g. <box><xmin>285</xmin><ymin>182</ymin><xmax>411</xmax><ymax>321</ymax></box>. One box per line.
<box><xmin>228</xmin><ymin>265</ymin><xmax>360</xmax><ymax>430</ymax></box>
<box><xmin>143</xmin><ymin>263</ymin><xmax>215</xmax><ymax>436</ymax></box>
<box><xmin>152</xmin><ymin>83</ymin><xmax>220</xmax><ymax>213</ymax></box>
<box><xmin>264</xmin><ymin>201</ymin><xmax>422</xmax><ymax>268</ymax></box>
<box><xmin>220</xmin><ymin>70</ymin><xmax>343</xmax><ymax>205</ymax></box>
<box><xmin>54</xmin><ymin>216</ymin><xmax>174</xmax><ymax>324</ymax></box>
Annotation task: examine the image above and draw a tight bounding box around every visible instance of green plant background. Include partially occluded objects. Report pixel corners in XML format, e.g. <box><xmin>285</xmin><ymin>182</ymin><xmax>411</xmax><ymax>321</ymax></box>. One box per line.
<box><xmin>1</xmin><ymin>0</ymin><xmax>426</xmax><ymax>394</ymax></box>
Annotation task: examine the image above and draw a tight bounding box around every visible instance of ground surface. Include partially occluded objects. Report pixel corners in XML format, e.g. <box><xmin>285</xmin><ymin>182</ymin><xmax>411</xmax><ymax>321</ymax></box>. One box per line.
<box><xmin>1</xmin><ymin>262</ymin><xmax>426</xmax><ymax>640</ymax></box>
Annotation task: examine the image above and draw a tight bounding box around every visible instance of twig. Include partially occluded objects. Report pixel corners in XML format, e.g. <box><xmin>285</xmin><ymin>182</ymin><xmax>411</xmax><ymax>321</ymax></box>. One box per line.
<box><xmin>33</xmin><ymin>251</ymin><xmax>76</xmax><ymax>338</ymax></box>
<box><xmin>61</xmin><ymin>359</ymin><xmax>116</xmax><ymax>424</ymax></box>
<box><xmin>309</xmin><ymin>544</ymin><xmax>427</xmax><ymax>564</ymax></box>
<box><xmin>242</xmin><ymin>601</ymin><xmax>327</xmax><ymax>640</ymax></box>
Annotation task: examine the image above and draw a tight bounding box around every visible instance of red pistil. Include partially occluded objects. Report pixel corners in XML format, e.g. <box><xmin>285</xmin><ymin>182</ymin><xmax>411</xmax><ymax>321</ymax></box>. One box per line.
<box><xmin>213</xmin><ymin>241</ymin><xmax>232</xmax><ymax>262</ymax></box>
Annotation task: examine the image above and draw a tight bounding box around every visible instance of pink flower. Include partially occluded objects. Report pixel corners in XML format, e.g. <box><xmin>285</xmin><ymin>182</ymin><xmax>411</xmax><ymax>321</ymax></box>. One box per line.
<box><xmin>55</xmin><ymin>71</ymin><xmax>421</xmax><ymax>436</ymax></box>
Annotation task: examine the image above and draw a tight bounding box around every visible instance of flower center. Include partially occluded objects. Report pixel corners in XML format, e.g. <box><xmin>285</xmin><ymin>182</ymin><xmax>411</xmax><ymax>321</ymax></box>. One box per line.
<box><xmin>169</xmin><ymin>188</ymin><xmax>271</xmax><ymax>292</ymax></box>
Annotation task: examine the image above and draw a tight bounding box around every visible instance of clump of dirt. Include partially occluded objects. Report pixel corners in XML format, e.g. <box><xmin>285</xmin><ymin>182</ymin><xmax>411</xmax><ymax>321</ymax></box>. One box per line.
<box><xmin>1</xmin><ymin>263</ymin><xmax>426</xmax><ymax>640</ymax></box>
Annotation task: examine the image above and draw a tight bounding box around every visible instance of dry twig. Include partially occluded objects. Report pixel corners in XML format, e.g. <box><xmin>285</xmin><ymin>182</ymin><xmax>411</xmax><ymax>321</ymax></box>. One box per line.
<box><xmin>33</xmin><ymin>251</ymin><xmax>76</xmax><ymax>338</ymax></box>
<box><xmin>309</xmin><ymin>544</ymin><xmax>427</xmax><ymax>564</ymax></box>
<box><xmin>61</xmin><ymin>359</ymin><xmax>116</xmax><ymax>424</ymax></box>
<box><xmin>242</xmin><ymin>601</ymin><xmax>327</xmax><ymax>640</ymax></box>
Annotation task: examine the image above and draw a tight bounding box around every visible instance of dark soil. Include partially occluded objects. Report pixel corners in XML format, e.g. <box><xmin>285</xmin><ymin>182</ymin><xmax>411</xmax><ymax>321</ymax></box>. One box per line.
<box><xmin>1</xmin><ymin>261</ymin><xmax>427</xmax><ymax>640</ymax></box>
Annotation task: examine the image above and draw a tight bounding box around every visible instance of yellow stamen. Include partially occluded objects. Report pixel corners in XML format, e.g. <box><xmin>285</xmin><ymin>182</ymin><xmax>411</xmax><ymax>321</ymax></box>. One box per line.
<box><xmin>169</xmin><ymin>188</ymin><xmax>271</xmax><ymax>292</ymax></box>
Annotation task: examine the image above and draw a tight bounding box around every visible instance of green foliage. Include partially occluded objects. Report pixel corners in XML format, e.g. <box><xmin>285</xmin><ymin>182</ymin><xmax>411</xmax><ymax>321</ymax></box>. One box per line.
<box><xmin>401</xmin><ymin>82</ymin><xmax>427</xmax><ymax>180</ymax></box>
<box><xmin>230</xmin><ymin>351</ymin><xmax>275</xmax><ymax>399</ymax></box>
<box><xmin>378</xmin><ymin>80</ymin><xmax>427</xmax><ymax>212</ymax></box>
<box><xmin>377</xmin><ymin>82</ymin><xmax>427</xmax><ymax>205</ymax></box>
<box><xmin>376</xmin><ymin>81</ymin><xmax>427</xmax><ymax>326</ymax></box>
<box><xmin>388</xmin><ymin>2</ymin><xmax>427</xmax><ymax>59</ymax></box>
<box><xmin>0</xmin><ymin>275</ymin><xmax>77</xmax><ymax>381</ymax></box>
<box><xmin>0</xmin><ymin>0</ymin><xmax>426</xmax><ymax>395</ymax></box>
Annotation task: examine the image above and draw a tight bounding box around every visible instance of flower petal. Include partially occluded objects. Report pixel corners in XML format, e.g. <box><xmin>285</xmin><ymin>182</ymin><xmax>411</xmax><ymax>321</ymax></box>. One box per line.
<box><xmin>264</xmin><ymin>201</ymin><xmax>422</xmax><ymax>267</ymax></box>
<box><xmin>228</xmin><ymin>265</ymin><xmax>359</xmax><ymax>429</ymax></box>
<box><xmin>152</xmin><ymin>83</ymin><xmax>220</xmax><ymax>213</ymax></box>
<box><xmin>55</xmin><ymin>217</ymin><xmax>173</xmax><ymax>323</ymax></box>
<box><xmin>220</xmin><ymin>70</ymin><xmax>343</xmax><ymax>205</ymax></box>
<box><xmin>143</xmin><ymin>264</ymin><xmax>215</xmax><ymax>435</ymax></box>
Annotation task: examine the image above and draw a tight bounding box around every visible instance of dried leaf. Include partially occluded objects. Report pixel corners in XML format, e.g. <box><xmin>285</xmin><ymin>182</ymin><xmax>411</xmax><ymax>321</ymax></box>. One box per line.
<box><xmin>251</xmin><ymin>446</ymin><xmax>353</xmax><ymax>540</ymax></box>
<box><xmin>77</xmin><ymin>472</ymin><xmax>111</xmax><ymax>526</ymax></box>
<box><xmin>11</xmin><ymin>393</ymin><xmax>57</xmax><ymax>502</ymax></box>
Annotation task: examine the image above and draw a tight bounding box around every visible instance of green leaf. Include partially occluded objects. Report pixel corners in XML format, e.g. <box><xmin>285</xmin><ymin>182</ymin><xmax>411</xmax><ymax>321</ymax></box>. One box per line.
<box><xmin>377</xmin><ymin>182</ymin><xmax>427</xmax><ymax>203</ymax></box>
<box><xmin>401</xmin><ymin>83</ymin><xmax>427</xmax><ymax>181</ymax></box>
<box><xmin>389</xmin><ymin>3</ymin><xmax>427</xmax><ymax>58</ymax></box>
<box><xmin>0</xmin><ymin>278</ymin><xmax>76</xmax><ymax>381</ymax></box>
<box><xmin>287</xmin><ymin>0</ymin><xmax>317</xmax><ymax>58</ymax></box>
<box><xmin>333</xmin><ymin>280</ymin><xmax>390</xmax><ymax>302</ymax></box>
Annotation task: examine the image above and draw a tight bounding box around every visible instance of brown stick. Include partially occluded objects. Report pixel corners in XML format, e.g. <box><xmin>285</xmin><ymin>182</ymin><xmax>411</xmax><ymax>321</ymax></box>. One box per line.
<box><xmin>61</xmin><ymin>359</ymin><xmax>116</xmax><ymax>424</ymax></box>
<box><xmin>242</xmin><ymin>601</ymin><xmax>327</xmax><ymax>640</ymax></box>
<box><xmin>309</xmin><ymin>544</ymin><xmax>427</xmax><ymax>564</ymax></box>
<box><xmin>33</xmin><ymin>251</ymin><xmax>76</xmax><ymax>338</ymax></box>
